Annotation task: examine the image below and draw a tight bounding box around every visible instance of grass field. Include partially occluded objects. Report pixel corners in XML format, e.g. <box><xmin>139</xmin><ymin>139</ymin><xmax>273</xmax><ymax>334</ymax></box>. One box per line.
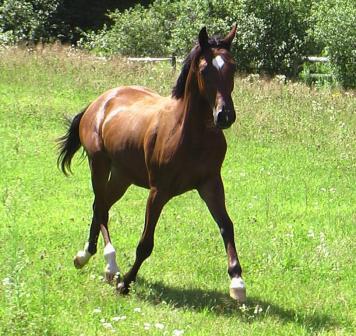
<box><xmin>0</xmin><ymin>47</ymin><xmax>355</xmax><ymax>335</ymax></box>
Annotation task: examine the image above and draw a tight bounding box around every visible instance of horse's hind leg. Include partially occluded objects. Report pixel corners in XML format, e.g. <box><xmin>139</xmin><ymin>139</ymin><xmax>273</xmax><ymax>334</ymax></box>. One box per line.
<box><xmin>73</xmin><ymin>153</ymin><xmax>110</xmax><ymax>268</ymax></box>
<box><xmin>74</xmin><ymin>154</ymin><xmax>129</xmax><ymax>282</ymax></box>
<box><xmin>101</xmin><ymin>168</ymin><xmax>130</xmax><ymax>281</ymax></box>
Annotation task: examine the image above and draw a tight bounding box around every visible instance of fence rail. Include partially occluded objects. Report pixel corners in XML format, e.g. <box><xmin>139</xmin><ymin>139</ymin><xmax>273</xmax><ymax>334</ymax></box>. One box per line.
<box><xmin>127</xmin><ymin>55</ymin><xmax>179</xmax><ymax>68</ymax></box>
<box><xmin>303</xmin><ymin>56</ymin><xmax>329</xmax><ymax>63</ymax></box>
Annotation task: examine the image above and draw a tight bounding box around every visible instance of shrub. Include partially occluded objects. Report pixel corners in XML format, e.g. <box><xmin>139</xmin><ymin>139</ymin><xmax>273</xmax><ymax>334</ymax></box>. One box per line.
<box><xmin>80</xmin><ymin>1</ymin><xmax>173</xmax><ymax>56</ymax></box>
<box><xmin>0</xmin><ymin>0</ymin><xmax>61</xmax><ymax>43</ymax></box>
<box><xmin>310</xmin><ymin>0</ymin><xmax>356</xmax><ymax>88</ymax></box>
<box><xmin>0</xmin><ymin>0</ymin><xmax>147</xmax><ymax>44</ymax></box>
<box><xmin>237</xmin><ymin>0</ymin><xmax>314</xmax><ymax>76</ymax></box>
<box><xmin>82</xmin><ymin>0</ymin><xmax>315</xmax><ymax>78</ymax></box>
<box><xmin>167</xmin><ymin>1</ymin><xmax>235</xmax><ymax>56</ymax></box>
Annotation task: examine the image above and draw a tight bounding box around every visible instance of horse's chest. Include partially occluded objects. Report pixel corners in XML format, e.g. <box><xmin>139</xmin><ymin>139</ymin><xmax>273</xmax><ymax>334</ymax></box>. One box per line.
<box><xmin>185</xmin><ymin>143</ymin><xmax>213</xmax><ymax>163</ymax></box>
<box><xmin>148</xmin><ymin>128</ymin><xmax>226</xmax><ymax>193</ymax></box>
<box><xmin>155</xmin><ymin>145</ymin><xmax>224</xmax><ymax>194</ymax></box>
<box><xmin>184</xmin><ymin>145</ymin><xmax>223</xmax><ymax>174</ymax></box>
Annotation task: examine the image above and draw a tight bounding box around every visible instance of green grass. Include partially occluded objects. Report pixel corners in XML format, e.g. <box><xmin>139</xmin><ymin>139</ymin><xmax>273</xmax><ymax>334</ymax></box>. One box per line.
<box><xmin>0</xmin><ymin>47</ymin><xmax>355</xmax><ymax>335</ymax></box>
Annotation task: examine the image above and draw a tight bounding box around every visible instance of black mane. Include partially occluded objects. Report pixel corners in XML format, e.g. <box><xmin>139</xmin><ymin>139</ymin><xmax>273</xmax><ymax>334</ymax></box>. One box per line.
<box><xmin>171</xmin><ymin>36</ymin><xmax>229</xmax><ymax>99</ymax></box>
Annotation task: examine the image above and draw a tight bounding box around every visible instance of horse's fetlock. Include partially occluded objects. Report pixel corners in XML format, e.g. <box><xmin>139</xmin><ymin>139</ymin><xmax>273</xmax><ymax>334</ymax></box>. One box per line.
<box><xmin>228</xmin><ymin>263</ymin><xmax>242</xmax><ymax>278</ymax></box>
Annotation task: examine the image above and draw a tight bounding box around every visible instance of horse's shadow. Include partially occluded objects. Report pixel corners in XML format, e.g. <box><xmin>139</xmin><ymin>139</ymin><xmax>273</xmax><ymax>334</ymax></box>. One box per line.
<box><xmin>134</xmin><ymin>278</ymin><xmax>341</xmax><ymax>332</ymax></box>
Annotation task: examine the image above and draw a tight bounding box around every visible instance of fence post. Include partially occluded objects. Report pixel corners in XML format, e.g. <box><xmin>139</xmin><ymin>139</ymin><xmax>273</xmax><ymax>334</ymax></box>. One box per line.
<box><xmin>171</xmin><ymin>54</ymin><xmax>176</xmax><ymax>70</ymax></box>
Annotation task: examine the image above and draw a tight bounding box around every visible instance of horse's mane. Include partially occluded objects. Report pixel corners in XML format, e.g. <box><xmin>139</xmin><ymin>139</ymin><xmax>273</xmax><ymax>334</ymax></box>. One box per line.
<box><xmin>171</xmin><ymin>36</ymin><xmax>230</xmax><ymax>99</ymax></box>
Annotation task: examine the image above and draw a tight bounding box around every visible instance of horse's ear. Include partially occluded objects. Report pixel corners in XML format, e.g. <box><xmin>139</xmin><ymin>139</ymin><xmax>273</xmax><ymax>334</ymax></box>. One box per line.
<box><xmin>198</xmin><ymin>27</ymin><xmax>209</xmax><ymax>50</ymax></box>
<box><xmin>221</xmin><ymin>24</ymin><xmax>237</xmax><ymax>50</ymax></box>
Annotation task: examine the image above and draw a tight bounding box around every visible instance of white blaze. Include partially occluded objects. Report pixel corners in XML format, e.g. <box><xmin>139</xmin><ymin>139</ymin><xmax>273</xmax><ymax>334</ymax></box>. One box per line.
<box><xmin>212</xmin><ymin>55</ymin><xmax>225</xmax><ymax>70</ymax></box>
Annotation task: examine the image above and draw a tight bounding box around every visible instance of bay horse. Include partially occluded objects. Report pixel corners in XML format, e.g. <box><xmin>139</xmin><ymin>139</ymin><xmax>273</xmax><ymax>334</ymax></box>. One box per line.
<box><xmin>57</xmin><ymin>25</ymin><xmax>246</xmax><ymax>302</ymax></box>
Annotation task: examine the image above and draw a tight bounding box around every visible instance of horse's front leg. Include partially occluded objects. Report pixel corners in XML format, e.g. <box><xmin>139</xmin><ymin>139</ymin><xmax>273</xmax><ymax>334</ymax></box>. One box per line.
<box><xmin>198</xmin><ymin>175</ymin><xmax>246</xmax><ymax>303</ymax></box>
<box><xmin>117</xmin><ymin>187</ymin><xmax>168</xmax><ymax>294</ymax></box>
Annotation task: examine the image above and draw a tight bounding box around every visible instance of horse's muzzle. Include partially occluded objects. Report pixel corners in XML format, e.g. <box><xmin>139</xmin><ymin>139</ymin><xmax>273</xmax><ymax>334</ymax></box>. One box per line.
<box><xmin>215</xmin><ymin>110</ymin><xmax>236</xmax><ymax>129</ymax></box>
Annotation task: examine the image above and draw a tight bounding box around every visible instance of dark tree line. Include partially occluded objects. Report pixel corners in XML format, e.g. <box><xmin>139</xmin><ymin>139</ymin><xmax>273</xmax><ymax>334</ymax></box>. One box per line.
<box><xmin>0</xmin><ymin>0</ymin><xmax>153</xmax><ymax>43</ymax></box>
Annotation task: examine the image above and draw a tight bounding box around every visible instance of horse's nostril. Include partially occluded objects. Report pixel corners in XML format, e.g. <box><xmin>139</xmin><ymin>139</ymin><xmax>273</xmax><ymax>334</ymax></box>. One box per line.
<box><xmin>217</xmin><ymin>111</ymin><xmax>226</xmax><ymax>124</ymax></box>
<box><xmin>217</xmin><ymin>111</ymin><xmax>229</xmax><ymax>125</ymax></box>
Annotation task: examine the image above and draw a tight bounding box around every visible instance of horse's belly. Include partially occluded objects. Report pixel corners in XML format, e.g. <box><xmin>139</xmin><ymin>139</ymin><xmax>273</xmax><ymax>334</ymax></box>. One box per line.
<box><xmin>110</xmin><ymin>149</ymin><xmax>150</xmax><ymax>188</ymax></box>
<box><xmin>149</xmin><ymin>156</ymin><xmax>216</xmax><ymax>196</ymax></box>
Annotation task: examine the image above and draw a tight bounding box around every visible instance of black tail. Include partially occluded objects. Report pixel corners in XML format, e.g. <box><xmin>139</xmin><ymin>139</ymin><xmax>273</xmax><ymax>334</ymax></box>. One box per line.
<box><xmin>57</xmin><ymin>108</ymin><xmax>86</xmax><ymax>176</ymax></box>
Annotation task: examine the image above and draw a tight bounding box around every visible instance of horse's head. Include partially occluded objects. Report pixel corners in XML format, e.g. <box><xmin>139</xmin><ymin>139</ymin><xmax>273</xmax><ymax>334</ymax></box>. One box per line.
<box><xmin>196</xmin><ymin>25</ymin><xmax>237</xmax><ymax>129</ymax></box>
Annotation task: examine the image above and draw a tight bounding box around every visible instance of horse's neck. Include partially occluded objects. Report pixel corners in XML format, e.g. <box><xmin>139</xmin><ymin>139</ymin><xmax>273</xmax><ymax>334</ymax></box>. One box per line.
<box><xmin>180</xmin><ymin>77</ymin><xmax>213</xmax><ymax>139</ymax></box>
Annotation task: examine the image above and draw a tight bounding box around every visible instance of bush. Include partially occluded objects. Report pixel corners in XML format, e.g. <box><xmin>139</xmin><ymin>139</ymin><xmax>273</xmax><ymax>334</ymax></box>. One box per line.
<box><xmin>167</xmin><ymin>1</ymin><xmax>235</xmax><ymax>56</ymax></box>
<box><xmin>95</xmin><ymin>2</ymin><xmax>171</xmax><ymax>56</ymax></box>
<box><xmin>310</xmin><ymin>0</ymin><xmax>356</xmax><ymax>88</ymax></box>
<box><xmin>0</xmin><ymin>0</ymin><xmax>142</xmax><ymax>44</ymax></box>
<box><xmin>80</xmin><ymin>0</ymin><xmax>178</xmax><ymax>56</ymax></box>
<box><xmin>0</xmin><ymin>0</ymin><xmax>61</xmax><ymax>43</ymax></box>
<box><xmin>82</xmin><ymin>0</ymin><xmax>315</xmax><ymax>78</ymax></box>
<box><xmin>236</xmin><ymin>0</ymin><xmax>314</xmax><ymax>76</ymax></box>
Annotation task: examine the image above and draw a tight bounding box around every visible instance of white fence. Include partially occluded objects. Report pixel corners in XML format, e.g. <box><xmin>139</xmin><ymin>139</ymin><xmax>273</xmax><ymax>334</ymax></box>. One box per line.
<box><xmin>127</xmin><ymin>56</ymin><xmax>179</xmax><ymax>68</ymax></box>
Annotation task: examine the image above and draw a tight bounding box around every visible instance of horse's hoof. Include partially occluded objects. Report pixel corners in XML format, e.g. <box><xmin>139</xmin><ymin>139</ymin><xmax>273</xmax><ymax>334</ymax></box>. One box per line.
<box><xmin>229</xmin><ymin>277</ymin><xmax>246</xmax><ymax>303</ymax></box>
<box><xmin>73</xmin><ymin>244</ymin><xmax>91</xmax><ymax>269</ymax></box>
<box><xmin>117</xmin><ymin>282</ymin><xmax>129</xmax><ymax>295</ymax></box>
<box><xmin>73</xmin><ymin>253</ymin><xmax>90</xmax><ymax>269</ymax></box>
<box><xmin>73</xmin><ymin>256</ymin><xmax>83</xmax><ymax>269</ymax></box>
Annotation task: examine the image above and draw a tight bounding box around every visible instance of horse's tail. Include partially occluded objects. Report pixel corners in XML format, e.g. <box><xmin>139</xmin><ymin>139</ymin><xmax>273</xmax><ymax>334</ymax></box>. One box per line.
<box><xmin>57</xmin><ymin>107</ymin><xmax>87</xmax><ymax>176</ymax></box>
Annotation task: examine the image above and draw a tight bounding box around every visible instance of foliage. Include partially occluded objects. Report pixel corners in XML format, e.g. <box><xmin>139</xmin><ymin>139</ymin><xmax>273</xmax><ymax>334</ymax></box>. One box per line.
<box><xmin>310</xmin><ymin>0</ymin><xmax>356</xmax><ymax>88</ymax></box>
<box><xmin>80</xmin><ymin>3</ymin><xmax>171</xmax><ymax>56</ymax></box>
<box><xmin>166</xmin><ymin>1</ymin><xmax>234</xmax><ymax>56</ymax></box>
<box><xmin>299</xmin><ymin>60</ymin><xmax>335</xmax><ymax>87</ymax></box>
<box><xmin>81</xmin><ymin>0</ymin><xmax>316</xmax><ymax>77</ymax></box>
<box><xmin>236</xmin><ymin>0</ymin><xmax>315</xmax><ymax>76</ymax></box>
<box><xmin>0</xmin><ymin>0</ymin><xmax>61</xmax><ymax>43</ymax></box>
<box><xmin>0</xmin><ymin>0</ymin><xmax>151</xmax><ymax>44</ymax></box>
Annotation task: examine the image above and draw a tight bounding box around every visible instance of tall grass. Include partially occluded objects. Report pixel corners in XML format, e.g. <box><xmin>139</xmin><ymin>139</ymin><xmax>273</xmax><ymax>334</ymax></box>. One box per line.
<box><xmin>0</xmin><ymin>47</ymin><xmax>355</xmax><ymax>335</ymax></box>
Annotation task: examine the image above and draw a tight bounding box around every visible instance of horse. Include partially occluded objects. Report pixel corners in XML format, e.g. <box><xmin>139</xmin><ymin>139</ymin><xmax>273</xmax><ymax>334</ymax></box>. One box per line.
<box><xmin>57</xmin><ymin>25</ymin><xmax>246</xmax><ymax>302</ymax></box>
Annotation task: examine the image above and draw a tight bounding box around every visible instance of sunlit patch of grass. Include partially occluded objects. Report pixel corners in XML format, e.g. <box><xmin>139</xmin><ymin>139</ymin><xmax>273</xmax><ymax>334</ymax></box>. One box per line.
<box><xmin>0</xmin><ymin>47</ymin><xmax>355</xmax><ymax>335</ymax></box>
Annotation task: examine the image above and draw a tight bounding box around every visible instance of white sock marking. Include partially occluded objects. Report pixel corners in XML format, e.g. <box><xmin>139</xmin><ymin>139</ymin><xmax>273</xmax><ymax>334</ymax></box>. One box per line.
<box><xmin>229</xmin><ymin>276</ymin><xmax>246</xmax><ymax>302</ymax></box>
<box><xmin>103</xmin><ymin>243</ymin><xmax>119</xmax><ymax>276</ymax></box>
<box><xmin>230</xmin><ymin>277</ymin><xmax>245</xmax><ymax>289</ymax></box>
<box><xmin>212</xmin><ymin>55</ymin><xmax>225</xmax><ymax>70</ymax></box>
